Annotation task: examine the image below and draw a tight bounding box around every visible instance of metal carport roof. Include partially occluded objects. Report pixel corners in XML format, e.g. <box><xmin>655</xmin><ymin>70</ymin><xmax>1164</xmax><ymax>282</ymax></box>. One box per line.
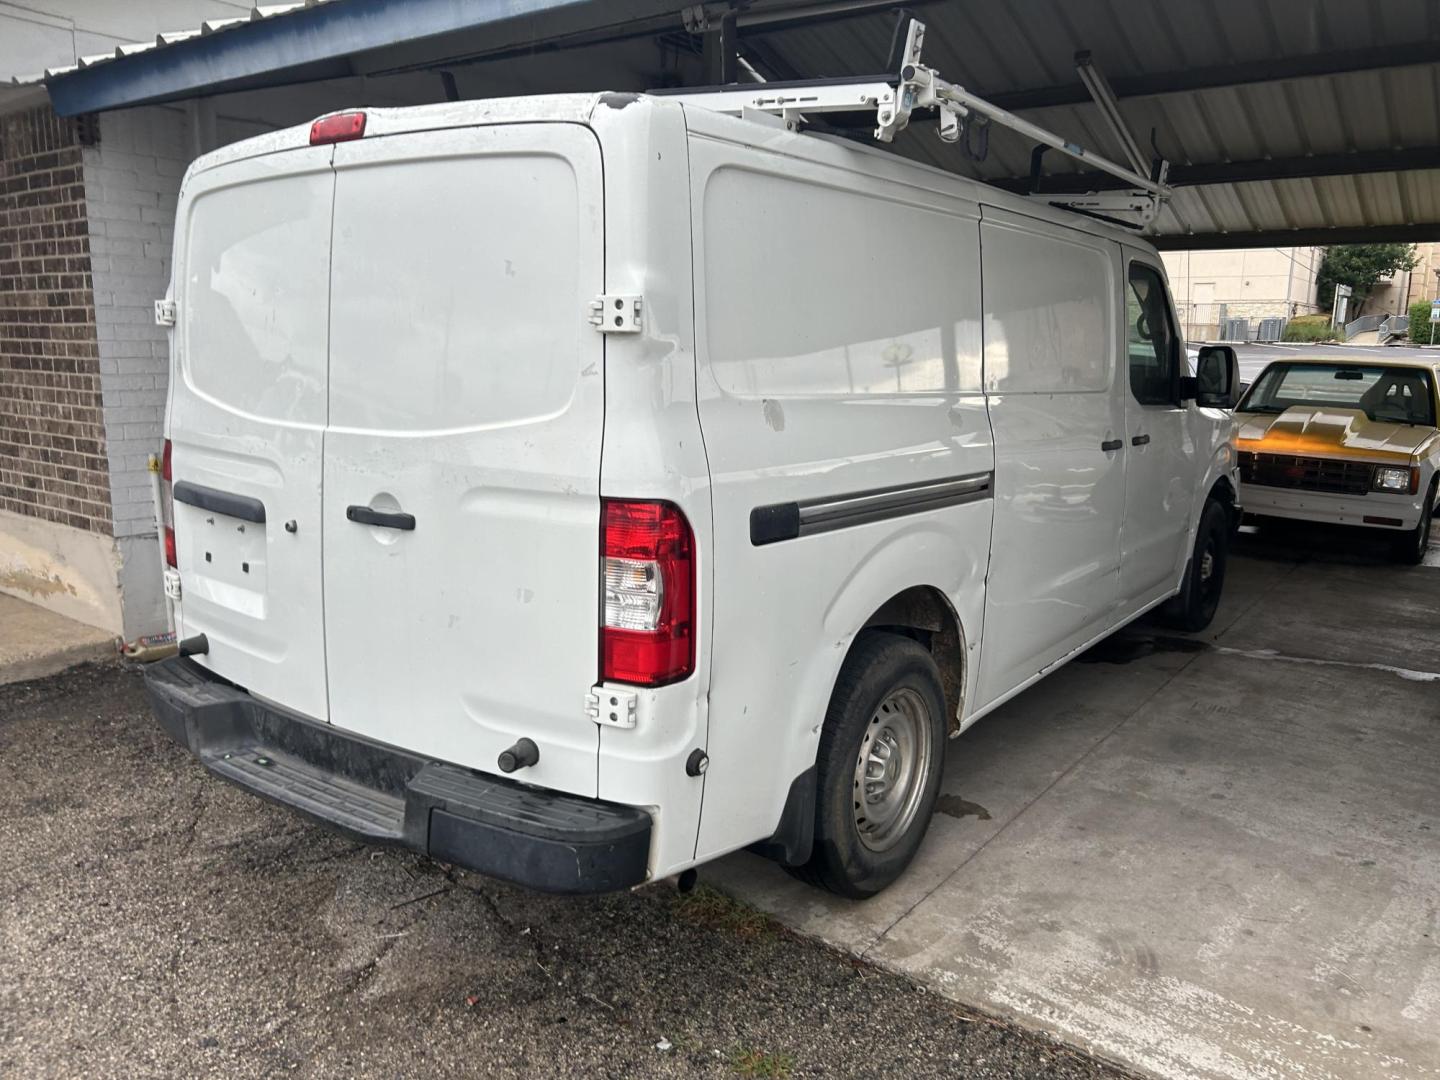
<box><xmin>31</xmin><ymin>0</ymin><xmax>1440</xmax><ymax>249</ymax></box>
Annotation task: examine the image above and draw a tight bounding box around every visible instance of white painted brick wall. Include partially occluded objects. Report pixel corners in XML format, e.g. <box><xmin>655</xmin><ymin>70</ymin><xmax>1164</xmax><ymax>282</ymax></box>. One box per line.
<box><xmin>84</xmin><ymin>105</ymin><xmax>189</xmax><ymax>635</ymax></box>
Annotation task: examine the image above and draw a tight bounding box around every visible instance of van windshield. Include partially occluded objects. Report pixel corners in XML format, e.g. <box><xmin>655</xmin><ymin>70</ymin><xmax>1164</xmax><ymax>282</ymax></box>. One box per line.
<box><xmin>1236</xmin><ymin>363</ymin><xmax>1436</xmax><ymax>427</ymax></box>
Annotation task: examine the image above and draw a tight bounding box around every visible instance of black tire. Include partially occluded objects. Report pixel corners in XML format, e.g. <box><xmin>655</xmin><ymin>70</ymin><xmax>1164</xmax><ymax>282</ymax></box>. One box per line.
<box><xmin>1159</xmin><ymin>498</ymin><xmax>1230</xmax><ymax>632</ymax></box>
<box><xmin>1391</xmin><ymin>478</ymin><xmax>1437</xmax><ymax>565</ymax></box>
<box><xmin>788</xmin><ymin>631</ymin><xmax>947</xmax><ymax>899</ymax></box>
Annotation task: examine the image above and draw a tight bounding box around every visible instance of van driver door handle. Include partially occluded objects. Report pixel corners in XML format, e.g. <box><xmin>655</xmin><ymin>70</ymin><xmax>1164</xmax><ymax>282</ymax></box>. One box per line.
<box><xmin>346</xmin><ymin>505</ymin><xmax>416</xmax><ymax>531</ymax></box>
<box><xmin>1100</xmin><ymin>439</ymin><xmax>1124</xmax><ymax>452</ymax></box>
<box><xmin>1131</xmin><ymin>433</ymin><xmax>1151</xmax><ymax>446</ymax></box>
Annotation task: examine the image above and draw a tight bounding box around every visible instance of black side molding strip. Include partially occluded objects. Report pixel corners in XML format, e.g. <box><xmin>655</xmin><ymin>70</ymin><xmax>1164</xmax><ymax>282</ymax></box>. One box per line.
<box><xmin>173</xmin><ymin>481</ymin><xmax>266</xmax><ymax>524</ymax></box>
<box><xmin>750</xmin><ymin>472</ymin><xmax>993</xmax><ymax>546</ymax></box>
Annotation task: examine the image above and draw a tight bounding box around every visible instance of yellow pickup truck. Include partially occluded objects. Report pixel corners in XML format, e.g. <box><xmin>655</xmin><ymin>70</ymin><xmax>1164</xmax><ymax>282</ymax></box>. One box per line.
<box><xmin>1236</xmin><ymin>356</ymin><xmax>1440</xmax><ymax>563</ymax></box>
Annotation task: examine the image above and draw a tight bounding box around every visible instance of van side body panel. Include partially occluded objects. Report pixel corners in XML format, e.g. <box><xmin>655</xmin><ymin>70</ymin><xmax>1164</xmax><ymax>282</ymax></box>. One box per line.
<box><xmin>972</xmin><ymin>208</ymin><xmax>1125</xmax><ymax>709</ymax></box>
<box><xmin>683</xmin><ymin>112</ymin><xmax>993</xmax><ymax>863</ymax></box>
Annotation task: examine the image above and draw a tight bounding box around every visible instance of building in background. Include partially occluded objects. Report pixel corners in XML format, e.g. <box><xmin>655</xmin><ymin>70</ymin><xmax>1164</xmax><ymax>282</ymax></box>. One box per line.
<box><xmin>1367</xmin><ymin>241</ymin><xmax>1440</xmax><ymax>315</ymax></box>
<box><xmin>1162</xmin><ymin>247</ymin><xmax>1323</xmax><ymax>342</ymax></box>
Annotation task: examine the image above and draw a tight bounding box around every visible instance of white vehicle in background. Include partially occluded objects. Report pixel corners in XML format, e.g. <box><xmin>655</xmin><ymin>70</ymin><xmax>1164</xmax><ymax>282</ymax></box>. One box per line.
<box><xmin>145</xmin><ymin>30</ymin><xmax>1242</xmax><ymax>899</ymax></box>
<box><xmin>1236</xmin><ymin>357</ymin><xmax>1440</xmax><ymax>563</ymax></box>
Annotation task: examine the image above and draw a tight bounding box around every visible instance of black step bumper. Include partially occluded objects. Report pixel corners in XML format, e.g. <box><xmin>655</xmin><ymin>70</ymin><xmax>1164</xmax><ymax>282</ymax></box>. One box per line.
<box><xmin>145</xmin><ymin>657</ymin><xmax>651</xmax><ymax>895</ymax></box>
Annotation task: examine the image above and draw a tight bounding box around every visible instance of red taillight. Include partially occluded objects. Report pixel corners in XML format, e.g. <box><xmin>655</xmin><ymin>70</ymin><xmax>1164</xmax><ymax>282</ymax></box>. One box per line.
<box><xmin>309</xmin><ymin>111</ymin><xmax>366</xmax><ymax>145</ymax></box>
<box><xmin>161</xmin><ymin>438</ymin><xmax>176</xmax><ymax>568</ymax></box>
<box><xmin>601</xmin><ymin>500</ymin><xmax>695</xmax><ymax>687</ymax></box>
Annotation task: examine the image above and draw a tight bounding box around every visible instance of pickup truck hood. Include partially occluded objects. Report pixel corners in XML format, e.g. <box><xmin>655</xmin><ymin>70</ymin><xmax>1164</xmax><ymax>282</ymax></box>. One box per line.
<box><xmin>1236</xmin><ymin>406</ymin><xmax>1438</xmax><ymax>463</ymax></box>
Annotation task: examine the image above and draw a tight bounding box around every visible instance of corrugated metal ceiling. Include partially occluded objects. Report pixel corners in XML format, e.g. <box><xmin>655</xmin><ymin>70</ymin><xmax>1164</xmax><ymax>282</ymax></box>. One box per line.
<box><xmin>27</xmin><ymin>0</ymin><xmax>1440</xmax><ymax>246</ymax></box>
<box><xmin>738</xmin><ymin>0</ymin><xmax>1440</xmax><ymax>244</ymax></box>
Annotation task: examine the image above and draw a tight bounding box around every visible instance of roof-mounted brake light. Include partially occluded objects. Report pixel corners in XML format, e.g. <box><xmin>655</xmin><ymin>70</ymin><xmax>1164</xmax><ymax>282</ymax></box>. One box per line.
<box><xmin>309</xmin><ymin>112</ymin><xmax>366</xmax><ymax>145</ymax></box>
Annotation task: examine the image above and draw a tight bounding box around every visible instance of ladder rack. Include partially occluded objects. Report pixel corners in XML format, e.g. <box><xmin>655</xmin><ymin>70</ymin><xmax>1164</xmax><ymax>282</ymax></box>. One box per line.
<box><xmin>661</xmin><ymin>18</ymin><xmax>1172</xmax><ymax>230</ymax></box>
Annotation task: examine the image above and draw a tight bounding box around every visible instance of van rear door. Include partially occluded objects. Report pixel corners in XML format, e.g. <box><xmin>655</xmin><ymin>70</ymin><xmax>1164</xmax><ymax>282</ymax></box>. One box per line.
<box><xmin>321</xmin><ymin>124</ymin><xmax>606</xmax><ymax>797</ymax></box>
<box><xmin>170</xmin><ymin>146</ymin><xmax>334</xmax><ymax>722</ymax></box>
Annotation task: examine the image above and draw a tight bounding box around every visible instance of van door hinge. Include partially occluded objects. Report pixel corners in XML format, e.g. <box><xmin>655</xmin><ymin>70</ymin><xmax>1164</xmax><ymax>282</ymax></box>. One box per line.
<box><xmin>154</xmin><ymin>299</ymin><xmax>177</xmax><ymax>326</ymax></box>
<box><xmin>587</xmin><ymin>686</ymin><xmax>638</xmax><ymax>729</ymax></box>
<box><xmin>590</xmin><ymin>294</ymin><xmax>642</xmax><ymax>333</ymax></box>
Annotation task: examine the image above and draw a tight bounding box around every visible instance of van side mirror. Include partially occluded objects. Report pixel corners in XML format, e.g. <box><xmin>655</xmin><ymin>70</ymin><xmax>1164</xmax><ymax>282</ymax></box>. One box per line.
<box><xmin>1191</xmin><ymin>345</ymin><xmax>1240</xmax><ymax>408</ymax></box>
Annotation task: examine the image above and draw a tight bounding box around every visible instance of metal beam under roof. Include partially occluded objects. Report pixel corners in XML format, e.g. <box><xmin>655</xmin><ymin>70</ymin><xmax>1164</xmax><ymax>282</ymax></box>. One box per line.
<box><xmin>1150</xmin><ymin>223</ymin><xmax>1440</xmax><ymax>250</ymax></box>
<box><xmin>995</xmin><ymin>147</ymin><xmax>1440</xmax><ymax>195</ymax></box>
<box><xmin>984</xmin><ymin>40</ymin><xmax>1440</xmax><ymax>112</ymax></box>
<box><xmin>44</xmin><ymin>0</ymin><xmax>693</xmax><ymax>116</ymax></box>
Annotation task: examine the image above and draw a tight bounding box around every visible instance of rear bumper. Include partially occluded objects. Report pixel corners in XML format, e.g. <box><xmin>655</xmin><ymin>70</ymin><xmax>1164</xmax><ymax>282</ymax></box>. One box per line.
<box><xmin>1239</xmin><ymin>482</ymin><xmax>1424</xmax><ymax>530</ymax></box>
<box><xmin>145</xmin><ymin>657</ymin><xmax>651</xmax><ymax>894</ymax></box>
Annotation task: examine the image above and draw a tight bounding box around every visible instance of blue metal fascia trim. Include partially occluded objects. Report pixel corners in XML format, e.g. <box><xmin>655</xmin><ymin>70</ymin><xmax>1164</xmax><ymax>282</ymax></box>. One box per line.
<box><xmin>46</xmin><ymin>0</ymin><xmax>603</xmax><ymax>116</ymax></box>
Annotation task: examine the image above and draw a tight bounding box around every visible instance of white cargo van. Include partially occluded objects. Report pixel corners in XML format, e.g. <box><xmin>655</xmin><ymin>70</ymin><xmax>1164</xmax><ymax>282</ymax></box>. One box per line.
<box><xmin>146</xmin><ymin>89</ymin><xmax>1240</xmax><ymax>898</ymax></box>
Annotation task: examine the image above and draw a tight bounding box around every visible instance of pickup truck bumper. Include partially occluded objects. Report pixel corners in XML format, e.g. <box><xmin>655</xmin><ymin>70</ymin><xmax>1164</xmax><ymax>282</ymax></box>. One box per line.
<box><xmin>1239</xmin><ymin>483</ymin><xmax>1425</xmax><ymax>530</ymax></box>
<box><xmin>145</xmin><ymin>657</ymin><xmax>652</xmax><ymax>894</ymax></box>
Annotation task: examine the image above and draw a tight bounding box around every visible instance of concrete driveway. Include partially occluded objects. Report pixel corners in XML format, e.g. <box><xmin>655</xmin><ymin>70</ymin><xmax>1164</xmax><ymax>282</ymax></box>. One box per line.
<box><xmin>711</xmin><ymin>528</ymin><xmax>1440</xmax><ymax>1080</ymax></box>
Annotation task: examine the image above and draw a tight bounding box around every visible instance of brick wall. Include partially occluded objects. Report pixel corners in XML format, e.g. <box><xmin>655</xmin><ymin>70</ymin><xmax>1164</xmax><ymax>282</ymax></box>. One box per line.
<box><xmin>84</xmin><ymin>107</ymin><xmax>187</xmax><ymax>541</ymax></box>
<box><xmin>0</xmin><ymin>106</ymin><xmax>110</xmax><ymax>534</ymax></box>
<box><xmin>83</xmin><ymin>106</ymin><xmax>190</xmax><ymax>637</ymax></box>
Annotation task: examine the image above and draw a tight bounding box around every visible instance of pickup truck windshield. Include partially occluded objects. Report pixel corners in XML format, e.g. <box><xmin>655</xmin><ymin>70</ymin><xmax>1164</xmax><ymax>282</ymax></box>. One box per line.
<box><xmin>1237</xmin><ymin>363</ymin><xmax>1437</xmax><ymax>427</ymax></box>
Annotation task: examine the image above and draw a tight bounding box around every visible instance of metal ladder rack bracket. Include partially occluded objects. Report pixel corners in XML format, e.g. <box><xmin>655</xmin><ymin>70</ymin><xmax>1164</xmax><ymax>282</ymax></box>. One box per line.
<box><xmin>662</xmin><ymin>17</ymin><xmax>1172</xmax><ymax>229</ymax></box>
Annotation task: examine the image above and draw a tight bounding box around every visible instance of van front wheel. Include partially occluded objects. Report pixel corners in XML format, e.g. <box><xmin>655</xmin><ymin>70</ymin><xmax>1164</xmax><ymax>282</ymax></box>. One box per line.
<box><xmin>1160</xmin><ymin>498</ymin><xmax>1230</xmax><ymax>632</ymax></box>
<box><xmin>791</xmin><ymin>632</ymin><xmax>947</xmax><ymax>899</ymax></box>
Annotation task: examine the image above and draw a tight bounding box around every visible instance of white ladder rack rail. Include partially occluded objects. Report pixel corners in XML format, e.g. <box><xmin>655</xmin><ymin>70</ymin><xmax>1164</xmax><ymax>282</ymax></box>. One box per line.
<box><xmin>662</xmin><ymin>18</ymin><xmax>1172</xmax><ymax>229</ymax></box>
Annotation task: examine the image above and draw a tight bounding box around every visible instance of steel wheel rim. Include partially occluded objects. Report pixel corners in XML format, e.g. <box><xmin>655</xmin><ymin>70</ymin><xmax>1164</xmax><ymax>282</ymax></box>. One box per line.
<box><xmin>852</xmin><ymin>686</ymin><xmax>934</xmax><ymax>853</ymax></box>
<box><xmin>1198</xmin><ymin>534</ymin><xmax>1221</xmax><ymax>605</ymax></box>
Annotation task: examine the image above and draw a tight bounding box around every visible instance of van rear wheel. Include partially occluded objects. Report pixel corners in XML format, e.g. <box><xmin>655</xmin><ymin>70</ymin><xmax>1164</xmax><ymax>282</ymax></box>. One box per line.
<box><xmin>790</xmin><ymin>632</ymin><xmax>947</xmax><ymax>899</ymax></box>
<box><xmin>1159</xmin><ymin>498</ymin><xmax>1229</xmax><ymax>632</ymax></box>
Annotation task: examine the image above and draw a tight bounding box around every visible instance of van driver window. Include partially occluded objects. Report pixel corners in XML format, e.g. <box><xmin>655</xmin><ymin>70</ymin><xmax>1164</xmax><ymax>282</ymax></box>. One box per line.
<box><xmin>1126</xmin><ymin>264</ymin><xmax>1177</xmax><ymax>406</ymax></box>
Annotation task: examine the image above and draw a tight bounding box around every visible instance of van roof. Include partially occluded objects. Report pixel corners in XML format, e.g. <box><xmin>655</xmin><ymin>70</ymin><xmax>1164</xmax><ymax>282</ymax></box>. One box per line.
<box><xmin>187</xmin><ymin>93</ymin><xmax>606</xmax><ymax>175</ymax></box>
<box><xmin>185</xmin><ymin>90</ymin><xmax>1158</xmax><ymax>254</ymax></box>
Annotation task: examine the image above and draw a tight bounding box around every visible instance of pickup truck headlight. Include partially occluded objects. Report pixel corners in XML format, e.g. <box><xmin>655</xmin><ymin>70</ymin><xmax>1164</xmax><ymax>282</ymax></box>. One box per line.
<box><xmin>1372</xmin><ymin>465</ymin><xmax>1419</xmax><ymax>494</ymax></box>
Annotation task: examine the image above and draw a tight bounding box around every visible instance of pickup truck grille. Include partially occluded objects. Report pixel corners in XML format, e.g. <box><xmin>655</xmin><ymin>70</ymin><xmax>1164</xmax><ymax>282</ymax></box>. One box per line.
<box><xmin>1239</xmin><ymin>452</ymin><xmax>1373</xmax><ymax>496</ymax></box>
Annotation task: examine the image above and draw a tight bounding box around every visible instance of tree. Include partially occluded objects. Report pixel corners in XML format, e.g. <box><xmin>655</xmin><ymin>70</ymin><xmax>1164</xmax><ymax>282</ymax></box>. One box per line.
<box><xmin>1316</xmin><ymin>243</ymin><xmax>1417</xmax><ymax>313</ymax></box>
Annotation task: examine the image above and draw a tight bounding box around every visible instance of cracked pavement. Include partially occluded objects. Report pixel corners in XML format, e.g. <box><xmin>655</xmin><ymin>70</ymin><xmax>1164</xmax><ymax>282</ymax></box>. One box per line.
<box><xmin>0</xmin><ymin>663</ymin><xmax>1132</xmax><ymax>1079</ymax></box>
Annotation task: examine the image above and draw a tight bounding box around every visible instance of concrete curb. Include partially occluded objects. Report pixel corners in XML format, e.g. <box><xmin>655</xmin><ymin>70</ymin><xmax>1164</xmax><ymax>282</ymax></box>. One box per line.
<box><xmin>0</xmin><ymin>640</ymin><xmax>119</xmax><ymax>687</ymax></box>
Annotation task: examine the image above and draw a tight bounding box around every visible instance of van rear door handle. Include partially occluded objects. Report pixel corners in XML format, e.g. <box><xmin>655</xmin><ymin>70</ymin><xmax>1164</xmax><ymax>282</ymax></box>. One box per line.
<box><xmin>346</xmin><ymin>505</ymin><xmax>416</xmax><ymax>531</ymax></box>
<box><xmin>1131</xmin><ymin>434</ymin><xmax>1151</xmax><ymax>446</ymax></box>
<box><xmin>1100</xmin><ymin>439</ymin><xmax>1123</xmax><ymax>452</ymax></box>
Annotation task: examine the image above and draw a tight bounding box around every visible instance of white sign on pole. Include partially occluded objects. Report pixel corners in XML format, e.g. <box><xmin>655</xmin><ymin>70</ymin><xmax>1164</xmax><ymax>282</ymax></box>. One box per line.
<box><xmin>1430</xmin><ymin>299</ymin><xmax>1440</xmax><ymax>323</ymax></box>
